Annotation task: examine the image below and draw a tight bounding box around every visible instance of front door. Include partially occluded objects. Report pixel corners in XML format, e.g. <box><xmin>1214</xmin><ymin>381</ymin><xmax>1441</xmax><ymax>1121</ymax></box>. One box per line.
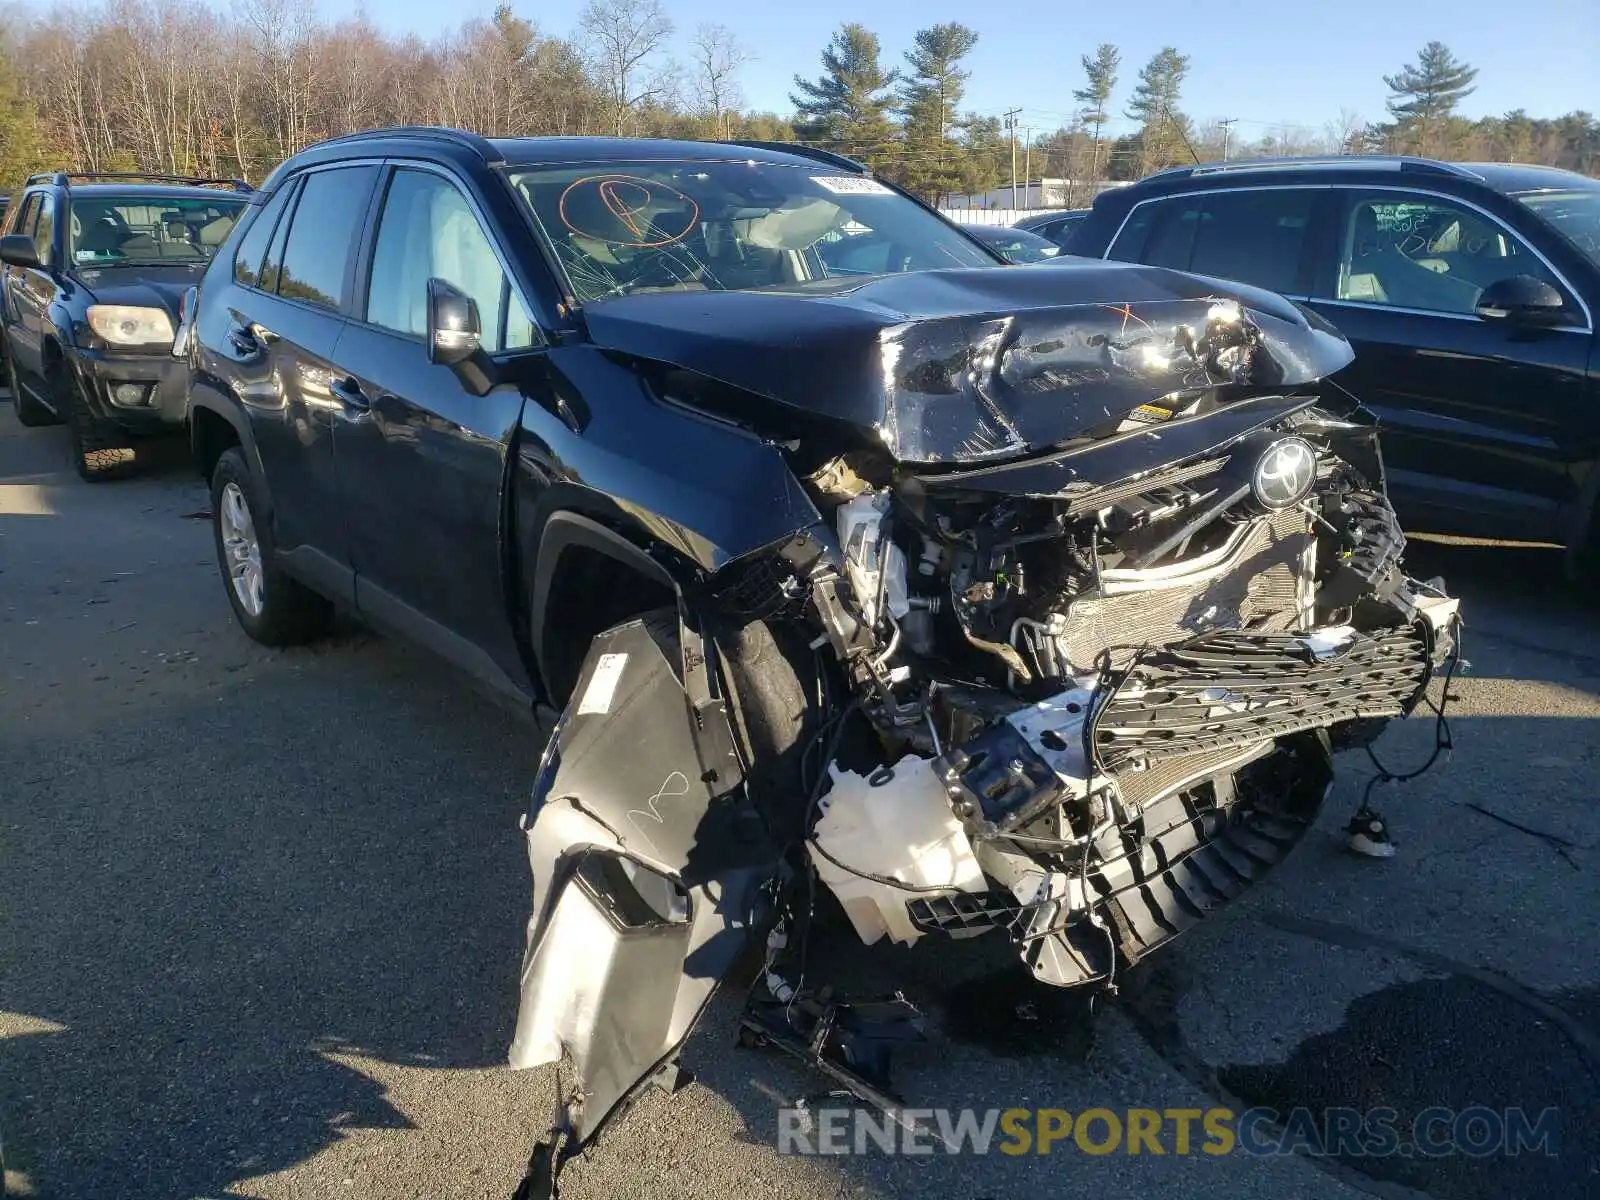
<box><xmin>1308</xmin><ymin>190</ymin><xmax>1595</xmax><ymax>543</ymax></box>
<box><xmin>331</xmin><ymin>165</ymin><xmax>541</xmax><ymax>700</ymax></box>
<box><xmin>5</xmin><ymin>193</ymin><xmax>51</xmax><ymax>383</ymax></box>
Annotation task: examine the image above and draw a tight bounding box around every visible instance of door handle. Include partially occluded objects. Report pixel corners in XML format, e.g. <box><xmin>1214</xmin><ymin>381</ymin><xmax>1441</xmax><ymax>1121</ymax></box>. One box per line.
<box><xmin>331</xmin><ymin>376</ymin><xmax>370</xmax><ymax>413</ymax></box>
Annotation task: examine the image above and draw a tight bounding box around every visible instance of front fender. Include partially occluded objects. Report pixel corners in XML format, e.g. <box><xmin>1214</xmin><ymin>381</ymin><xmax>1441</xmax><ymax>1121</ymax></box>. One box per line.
<box><xmin>187</xmin><ymin>380</ymin><xmax>273</xmax><ymax>508</ymax></box>
<box><xmin>508</xmin><ymin>612</ymin><xmax>777</xmax><ymax>1154</ymax></box>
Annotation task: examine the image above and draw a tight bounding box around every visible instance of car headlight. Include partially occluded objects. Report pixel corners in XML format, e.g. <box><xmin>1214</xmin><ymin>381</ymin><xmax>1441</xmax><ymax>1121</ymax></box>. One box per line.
<box><xmin>86</xmin><ymin>304</ymin><xmax>176</xmax><ymax>347</ymax></box>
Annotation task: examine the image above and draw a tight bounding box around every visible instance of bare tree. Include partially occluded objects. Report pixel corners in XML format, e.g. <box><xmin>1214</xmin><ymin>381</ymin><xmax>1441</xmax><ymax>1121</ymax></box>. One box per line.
<box><xmin>1324</xmin><ymin>108</ymin><xmax>1365</xmax><ymax>154</ymax></box>
<box><xmin>579</xmin><ymin>0</ymin><xmax>673</xmax><ymax>137</ymax></box>
<box><xmin>689</xmin><ymin>23</ymin><xmax>747</xmax><ymax>140</ymax></box>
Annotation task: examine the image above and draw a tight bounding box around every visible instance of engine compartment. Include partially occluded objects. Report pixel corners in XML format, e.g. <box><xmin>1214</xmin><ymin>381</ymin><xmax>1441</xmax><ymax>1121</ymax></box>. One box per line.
<box><xmin>779</xmin><ymin>398</ymin><xmax>1458</xmax><ymax>990</ymax></box>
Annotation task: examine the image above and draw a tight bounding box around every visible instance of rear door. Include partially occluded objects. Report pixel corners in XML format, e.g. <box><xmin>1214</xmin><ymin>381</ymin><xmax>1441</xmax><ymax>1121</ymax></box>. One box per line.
<box><xmin>330</xmin><ymin>163</ymin><xmax>541</xmax><ymax>700</ymax></box>
<box><xmin>225</xmin><ymin>164</ymin><xmax>380</xmax><ymax>599</ymax></box>
<box><xmin>1304</xmin><ymin>188</ymin><xmax>1594</xmax><ymax>542</ymax></box>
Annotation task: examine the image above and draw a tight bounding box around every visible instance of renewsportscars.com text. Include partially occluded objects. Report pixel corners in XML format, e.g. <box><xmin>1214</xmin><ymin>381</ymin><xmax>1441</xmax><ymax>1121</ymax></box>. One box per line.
<box><xmin>777</xmin><ymin>1105</ymin><xmax>1561</xmax><ymax>1159</ymax></box>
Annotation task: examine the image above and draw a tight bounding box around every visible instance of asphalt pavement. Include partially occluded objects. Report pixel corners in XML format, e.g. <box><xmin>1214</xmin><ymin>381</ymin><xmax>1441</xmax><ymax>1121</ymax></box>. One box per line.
<box><xmin>1</xmin><ymin>396</ymin><xmax>1596</xmax><ymax>1200</ymax></box>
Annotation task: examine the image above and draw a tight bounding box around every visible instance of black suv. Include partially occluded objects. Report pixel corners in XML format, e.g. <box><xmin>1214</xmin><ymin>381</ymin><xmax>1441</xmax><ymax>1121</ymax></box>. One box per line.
<box><xmin>1067</xmin><ymin>156</ymin><xmax>1600</xmax><ymax>560</ymax></box>
<box><xmin>183</xmin><ymin>128</ymin><xmax>1456</xmax><ymax>1188</ymax></box>
<box><xmin>0</xmin><ymin>172</ymin><xmax>250</xmax><ymax>479</ymax></box>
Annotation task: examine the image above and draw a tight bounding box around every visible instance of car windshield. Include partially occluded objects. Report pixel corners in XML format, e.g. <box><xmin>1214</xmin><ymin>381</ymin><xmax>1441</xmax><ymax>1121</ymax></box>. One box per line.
<box><xmin>507</xmin><ymin>160</ymin><xmax>995</xmax><ymax>302</ymax></box>
<box><xmin>1513</xmin><ymin>184</ymin><xmax>1600</xmax><ymax>270</ymax></box>
<box><xmin>70</xmin><ymin>194</ymin><xmax>246</xmax><ymax>267</ymax></box>
<box><xmin>970</xmin><ymin>226</ymin><xmax>1061</xmax><ymax>264</ymax></box>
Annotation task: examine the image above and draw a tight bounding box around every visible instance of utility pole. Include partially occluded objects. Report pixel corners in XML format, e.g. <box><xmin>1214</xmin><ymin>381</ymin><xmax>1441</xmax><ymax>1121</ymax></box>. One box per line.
<box><xmin>1023</xmin><ymin>127</ymin><xmax>1032</xmax><ymax>210</ymax></box>
<box><xmin>1003</xmin><ymin>107</ymin><xmax>1021</xmax><ymax>209</ymax></box>
<box><xmin>1219</xmin><ymin>117</ymin><xmax>1237</xmax><ymax>161</ymax></box>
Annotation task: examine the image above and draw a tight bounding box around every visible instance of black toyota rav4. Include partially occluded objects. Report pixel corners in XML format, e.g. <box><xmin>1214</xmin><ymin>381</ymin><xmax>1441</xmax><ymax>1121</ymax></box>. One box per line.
<box><xmin>184</xmin><ymin>128</ymin><xmax>1458</xmax><ymax>1193</ymax></box>
<box><xmin>0</xmin><ymin>172</ymin><xmax>250</xmax><ymax>479</ymax></box>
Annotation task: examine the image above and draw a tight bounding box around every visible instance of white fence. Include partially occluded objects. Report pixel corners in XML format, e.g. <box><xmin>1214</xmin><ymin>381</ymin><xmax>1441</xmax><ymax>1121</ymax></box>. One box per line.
<box><xmin>939</xmin><ymin>207</ymin><xmax>1066</xmax><ymax>227</ymax></box>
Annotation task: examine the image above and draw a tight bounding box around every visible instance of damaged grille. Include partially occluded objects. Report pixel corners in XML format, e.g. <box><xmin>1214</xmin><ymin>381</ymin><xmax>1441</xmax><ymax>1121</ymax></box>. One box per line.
<box><xmin>1054</xmin><ymin>507</ymin><xmax>1311</xmax><ymax>672</ymax></box>
<box><xmin>1113</xmin><ymin>741</ymin><xmax>1270</xmax><ymax>812</ymax></box>
<box><xmin>1092</xmin><ymin>625</ymin><xmax>1431</xmax><ymax>771</ymax></box>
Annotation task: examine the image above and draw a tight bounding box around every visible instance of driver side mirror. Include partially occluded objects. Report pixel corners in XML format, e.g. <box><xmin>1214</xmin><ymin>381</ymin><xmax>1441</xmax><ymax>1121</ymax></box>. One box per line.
<box><xmin>427</xmin><ymin>277</ymin><xmax>481</xmax><ymax>365</ymax></box>
<box><xmin>1475</xmin><ymin>275</ymin><xmax>1573</xmax><ymax>327</ymax></box>
<box><xmin>0</xmin><ymin>233</ymin><xmax>42</xmax><ymax>270</ymax></box>
<box><xmin>426</xmin><ymin>277</ymin><xmax>496</xmax><ymax>395</ymax></box>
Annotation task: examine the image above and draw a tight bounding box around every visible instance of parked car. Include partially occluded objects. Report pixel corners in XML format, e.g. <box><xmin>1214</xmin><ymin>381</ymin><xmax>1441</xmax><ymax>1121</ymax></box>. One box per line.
<box><xmin>0</xmin><ymin>172</ymin><xmax>250</xmax><ymax>479</ymax></box>
<box><xmin>1067</xmin><ymin>156</ymin><xmax>1600</xmax><ymax>563</ymax></box>
<box><xmin>1014</xmin><ymin>207</ymin><xmax>1090</xmax><ymax>249</ymax></box>
<box><xmin>960</xmin><ymin>222</ymin><xmax>1061</xmax><ymax>263</ymax></box>
<box><xmin>181</xmin><ymin>129</ymin><xmax>1455</xmax><ymax>1194</ymax></box>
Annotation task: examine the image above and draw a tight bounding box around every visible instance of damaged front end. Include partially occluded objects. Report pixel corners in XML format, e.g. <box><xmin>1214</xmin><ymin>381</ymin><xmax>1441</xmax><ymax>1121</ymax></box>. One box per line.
<box><xmin>508</xmin><ymin>285</ymin><xmax>1459</xmax><ymax>1193</ymax></box>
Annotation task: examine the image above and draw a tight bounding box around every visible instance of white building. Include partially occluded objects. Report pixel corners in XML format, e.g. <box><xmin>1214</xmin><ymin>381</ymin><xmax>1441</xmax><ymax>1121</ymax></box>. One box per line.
<box><xmin>941</xmin><ymin>178</ymin><xmax>1128</xmax><ymax>211</ymax></box>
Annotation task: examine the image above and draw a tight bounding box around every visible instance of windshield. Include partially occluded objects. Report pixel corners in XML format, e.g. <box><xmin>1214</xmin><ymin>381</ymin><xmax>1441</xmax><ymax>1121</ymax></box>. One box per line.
<box><xmin>70</xmin><ymin>194</ymin><xmax>246</xmax><ymax>267</ymax></box>
<box><xmin>971</xmin><ymin>226</ymin><xmax>1061</xmax><ymax>264</ymax></box>
<box><xmin>508</xmin><ymin>160</ymin><xmax>995</xmax><ymax>302</ymax></box>
<box><xmin>1513</xmin><ymin>185</ymin><xmax>1600</xmax><ymax>269</ymax></box>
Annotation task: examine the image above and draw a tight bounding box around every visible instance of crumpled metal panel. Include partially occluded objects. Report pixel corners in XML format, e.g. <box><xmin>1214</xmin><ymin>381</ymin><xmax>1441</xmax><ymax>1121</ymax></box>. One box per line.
<box><xmin>579</xmin><ymin>261</ymin><xmax>1354</xmax><ymax>465</ymax></box>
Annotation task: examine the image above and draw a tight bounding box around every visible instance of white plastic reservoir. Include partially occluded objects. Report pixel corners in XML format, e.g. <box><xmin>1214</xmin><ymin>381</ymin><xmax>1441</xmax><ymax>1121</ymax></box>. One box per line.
<box><xmin>809</xmin><ymin>754</ymin><xmax>985</xmax><ymax>946</ymax></box>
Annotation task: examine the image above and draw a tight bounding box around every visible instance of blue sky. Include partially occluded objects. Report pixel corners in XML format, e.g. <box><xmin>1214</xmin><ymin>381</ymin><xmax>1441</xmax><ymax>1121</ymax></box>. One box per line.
<box><xmin>342</xmin><ymin>0</ymin><xmax>1596</xmax><ymax>134</ymax></box>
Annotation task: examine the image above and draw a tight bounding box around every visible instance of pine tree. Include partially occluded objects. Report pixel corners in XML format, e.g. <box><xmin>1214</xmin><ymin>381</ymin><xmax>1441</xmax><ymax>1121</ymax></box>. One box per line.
<box><xmin>895</xmin><ymin>23</ymin><xmax>980</xmax><ymax>201</ymax></box>
<box><xmin>1383</xmin><ymin>42</ymin><xmax>1477</xmax><ymax>156</ymax></box>
<box><xmin>1125</xmin><ymin>47</ymin><xmax>1190</xmax><ymax>176</ymax></box>
<box><xmin>1074</xmin><ymin>44</ymin><xmax>1119</xmax><ymax>185</ymax></box>
<box><xmin>790</xmin><ymin>23</ymin><xmax>898</xmax><ymax>171</ymax></box>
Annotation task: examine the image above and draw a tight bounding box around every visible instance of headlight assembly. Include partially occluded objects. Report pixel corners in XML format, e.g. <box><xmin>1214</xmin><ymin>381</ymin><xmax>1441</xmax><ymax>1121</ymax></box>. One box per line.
<box><xmin>86</xmin><ymin>304</ymin><xmax>176</xmax><ymax>347</ymax></box>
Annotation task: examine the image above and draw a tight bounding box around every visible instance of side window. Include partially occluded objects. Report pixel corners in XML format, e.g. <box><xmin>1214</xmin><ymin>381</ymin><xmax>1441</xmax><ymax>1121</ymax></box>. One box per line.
<box><xmin>1331</xmin><ymin>191</ymin><xmax>1565</xmax><ymax>315</ymax></box>
<box><xmin>274</xmin><ymin>166</ymin><xmax>379</xmax><ymax>311</ymax></box>
<box><xmin>259</xmin><ymin>179</ymin><xmax>300</xmax><ymax>295</ymax></box>
<box><xmin>233</xmin><ymin>185</ymin><xmax>295</xmax><ymax>288</ymax></box>
<box><xmin>1187</xmin><ymin>190</ymin><xmax>1315</xmax><ymax>294</ymax></box>
<box><xmin>1107</xmin><ymin>197</ymin><xmax>1203</xmax><ymax>268</ymax></box>
<box><xmin>10</xmin><ymin>194</ymin><xmax>39</xmax><ymax>240</ymax></box>
<box><xmin>31</xmin><ymin>195</ymin><xmax>55</xmax><ymax>265</ymax></box>
<box><xmin>365</xmin><ymin>168</ymin><xmax>535</xmax><ymax>352</ymax></box>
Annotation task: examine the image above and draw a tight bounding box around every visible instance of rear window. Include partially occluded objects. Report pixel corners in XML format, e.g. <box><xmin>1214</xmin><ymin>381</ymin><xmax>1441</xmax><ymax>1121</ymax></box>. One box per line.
<box><xmin>1109</xmin><ymin>189</ymin><xmax>1316</xmax><ymax>295</ymax></box>
<box><xmin>1188</xmin><ymin>190</ymin><xmax>1315</xmax><ymax>294</ymax></box>
<box><xmin>272</xmin><ymin>166</ymin><xmax>379</xmax><ymax>310</ymax></box>
<box><xmin>233</xmin><ymin>186</ymin><xmax>296</xmax><ymax>288</ymax></box>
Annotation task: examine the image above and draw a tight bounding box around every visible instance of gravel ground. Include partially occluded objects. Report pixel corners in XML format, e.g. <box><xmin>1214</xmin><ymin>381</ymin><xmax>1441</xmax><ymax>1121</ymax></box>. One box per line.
<box><xmin>2</xmin><ymin>397</ymin><xmax>1596</xmax><ymax>1200</ymax></box>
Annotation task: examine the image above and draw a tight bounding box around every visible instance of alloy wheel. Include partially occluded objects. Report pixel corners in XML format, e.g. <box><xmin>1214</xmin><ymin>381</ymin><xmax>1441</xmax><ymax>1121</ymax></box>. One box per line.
<box><xmin>219</xmin><ymin>480</ymin><xmax>264</xmax><ymax>617</ymax></box>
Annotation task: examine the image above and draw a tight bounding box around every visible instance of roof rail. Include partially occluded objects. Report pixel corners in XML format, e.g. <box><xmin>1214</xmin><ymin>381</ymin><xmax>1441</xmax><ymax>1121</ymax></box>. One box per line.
<box><xmin>309</xmin><ymin>126</ymin><xmax>504</xmax><ymax>165</ymax></box>
<box><xmin>1144</xmin><ymin>155</ymin><xmax>1481</xmax><ymax>182</ymax></box>
<box><xmin>721</xmin><ymin>140</ymin><xmax>870</xmax><ymax>175</ymax></box>
<box><xmin>26</xmin><ymin>171</ymin><xmax>252</xmax><ymax>192</ymax></box>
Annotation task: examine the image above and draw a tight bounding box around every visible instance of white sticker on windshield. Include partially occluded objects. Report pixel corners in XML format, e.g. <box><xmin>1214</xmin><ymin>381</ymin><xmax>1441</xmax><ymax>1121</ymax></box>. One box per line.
<box><xmin>812</xmin><ymin>175</ymin><xmax>893</xmax><ymax>196</ymax></box>
<box><xmin>577</xmin><ymin>652</ymin><xmax>629</xmax><ymax>715</ymax></box>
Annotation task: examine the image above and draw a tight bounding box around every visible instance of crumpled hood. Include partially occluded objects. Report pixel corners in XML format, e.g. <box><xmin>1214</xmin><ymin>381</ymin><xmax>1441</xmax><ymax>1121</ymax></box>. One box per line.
<box><xmin>580</xmin><ymin>260</ymin><xmax>1354</xmax><ymax>465</ymax></box>
<box><xmin>73</xmin><ymin>264</ymin><xmax>204</xmax><ymax>320</ymax></box>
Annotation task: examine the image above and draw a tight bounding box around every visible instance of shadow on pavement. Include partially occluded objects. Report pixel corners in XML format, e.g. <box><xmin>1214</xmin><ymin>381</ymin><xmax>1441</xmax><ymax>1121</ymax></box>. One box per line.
<box><xmin>0</xmin><ymin>648</ymin><xmax>544</xmax><ymax>1198</ymax></box>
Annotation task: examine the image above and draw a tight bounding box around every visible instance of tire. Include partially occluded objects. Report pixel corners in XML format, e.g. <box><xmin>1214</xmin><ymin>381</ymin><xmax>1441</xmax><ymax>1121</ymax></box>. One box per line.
<box><xmin>54</xmin><ymin>363</ymin><xmax>135</xmax><ymax>481</ymax></box>
<box><xmin>6</xmin><ymin>352</ymin><xmax>58</xmax><ymax>427</ymax></box>
<box><xmin>210</xmin><ymin>446</ymin><xmax>333</xmax><ymax>645</ymax></box>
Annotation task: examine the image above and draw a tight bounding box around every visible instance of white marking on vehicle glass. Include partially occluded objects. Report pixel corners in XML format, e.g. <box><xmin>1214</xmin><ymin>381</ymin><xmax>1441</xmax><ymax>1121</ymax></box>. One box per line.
<box><xmin>812</xmin><ymin>176</ymin><xmax>893</xmax><ymax>196</ymax></box>
<box><xmin>576</xmin><ymin>652</ymin><xmax>628</xmax><ymax>715</ymax></box>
